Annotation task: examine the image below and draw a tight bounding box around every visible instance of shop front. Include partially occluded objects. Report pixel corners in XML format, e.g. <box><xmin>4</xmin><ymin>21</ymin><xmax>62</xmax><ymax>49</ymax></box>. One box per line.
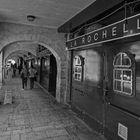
<box><xmin>36</xmin><ymin>45</ymin><xmax>57</xmax><ymax>97</ymax></box>
<box><xmin>66</xmin><ymin>13</ymin><xmax>140</xmax><ymax>140</ymax></box>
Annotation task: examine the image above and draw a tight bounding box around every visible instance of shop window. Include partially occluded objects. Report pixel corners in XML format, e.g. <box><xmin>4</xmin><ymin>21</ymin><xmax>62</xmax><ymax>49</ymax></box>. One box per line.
<box><xmin>73</xmin><ymin>55</ymin><xmax>84</xmax><ymax>81</ymax></box>
<box><xmin>113</xmin><ymin>52</ymin><xmax>133</xmax><ymax>96</ymax></box>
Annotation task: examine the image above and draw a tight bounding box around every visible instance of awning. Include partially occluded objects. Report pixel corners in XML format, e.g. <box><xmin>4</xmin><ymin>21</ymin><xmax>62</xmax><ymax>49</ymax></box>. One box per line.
<box><xmin>58</xmin><ymin>0</ymin><xmax>124</xmax><ymax>33</ymax></box>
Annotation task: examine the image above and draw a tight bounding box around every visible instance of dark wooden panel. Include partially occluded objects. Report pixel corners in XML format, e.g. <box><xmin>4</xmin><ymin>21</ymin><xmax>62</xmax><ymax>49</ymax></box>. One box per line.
<box><xmin>40</xmin><ymin>57</ymin><xmax>50</xmax><ymax>90</ymax></box>
<box><xmin>49</xmin><ymin>55</ymin><xmax>57</xmax><ymax>97</ymax></box>
<box><xmin>71</xmin><ymin>48</ymin><xmax>104</xmax><ymax>125</ymax></box>
<box><xmin>105</xmin><ymin>104</ymin><xmax>140</xmax><ymax>140</ymax></box>
<box><xmin>105</xmin><ymin>40</ymin><xmax>140</xmax><ymax>140</ymax></box>
<box><xmin>106</xmin><ymin>41</ymin><xmax>140</xmax><ymax>116</ymax></box>
<box><xmin>41</xmin><ymin>73</ymin><xmax>49</xmax><ymax>90</ymax></box>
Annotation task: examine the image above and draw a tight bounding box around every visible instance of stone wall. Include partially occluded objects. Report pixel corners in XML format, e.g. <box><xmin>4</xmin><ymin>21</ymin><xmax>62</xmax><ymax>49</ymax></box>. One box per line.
<box><xmin>0</xmin><ymin>22</ymin><xmax>68</xmax><ymax>103</ymax></box>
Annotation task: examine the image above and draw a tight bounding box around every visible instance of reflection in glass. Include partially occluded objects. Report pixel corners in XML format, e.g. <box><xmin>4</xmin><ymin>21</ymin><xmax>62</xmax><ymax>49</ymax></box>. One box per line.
<box><xmin>114</xmin><ymin>81</ymin><xmax>121</xmax><ymax>91</ymax></box>
<box><xmin>122</xmin><ymin>54</ymin><xmax>131</xmax><ymax>66</ymax></box>
<box><xmin>75</xmin><ymin>67</ymin><xmax>78</xmax><ymax>72</ymax></box>
<box><xmin>73</xmin><ymin>55</ymin><xmax>83</xmax><ymax>81</ymax></box>
<box><xmin>75</xmin><ymin>74</ymin><xmax>78</xmax><ymax>79</ymax></box>
<box><xmin>77</xmin><ymin>67</ymin><xmax>82</xmax><ymax>73</ymax></box>
<box><xmin>115</xmin><ymin>70</ymin><xmax>122</xmax><ymax>80</ymax></box>
<box><xmin>113</xmin><ymin>52</ymin><xmax>133</xmax><ymax>96</ymax></box>
<box><xmin>123</xmin><ymin>82</ymin><xmax>131</xmax><ymax>94</ymax></box>
<box><xmin>113</xmin><ymin>52</ymin><xmax>131</xmax><ymax>67</ymax></box>
<box><xmin>74</xmin><ymin>66</ymin><xmax>82</xmax><ymax>81</ymax></box>
<box><xmin>123</xmin><ymin>70</ymin><xmax>131</xmax><ymax>81</ymax></box>
<box><xmin>114</xmin><ymin>53</ymin><xmax>121</xmax><ymax>66</ymax></box>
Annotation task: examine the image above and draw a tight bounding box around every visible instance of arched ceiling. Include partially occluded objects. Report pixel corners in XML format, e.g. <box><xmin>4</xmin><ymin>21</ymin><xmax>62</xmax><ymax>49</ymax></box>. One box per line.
<box><xmin>4</xmin><ymin>42</ymin><xmax>37</xmax><ymax>58</ymax></box>
<box><xmin>5</xmin><ymin>50</ymin><xmax>35</xmax><ymax>63</ymax></box>
<box><xmin>0</xmin><ymin>0</ymin><xmax>96</xmax><ymax>28</ymax></box>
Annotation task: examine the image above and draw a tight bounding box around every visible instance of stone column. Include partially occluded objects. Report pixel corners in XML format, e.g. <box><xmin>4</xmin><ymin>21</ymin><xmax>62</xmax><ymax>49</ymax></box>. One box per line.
<box><xmin>0</xmin><ymin>51</ymin><xmax>3</xmax><ymax>88</ymax></box>
<box><xmin>65</xmin><ymin>50</ymin><xmax>72</xmax><ymax>104</ymax></box>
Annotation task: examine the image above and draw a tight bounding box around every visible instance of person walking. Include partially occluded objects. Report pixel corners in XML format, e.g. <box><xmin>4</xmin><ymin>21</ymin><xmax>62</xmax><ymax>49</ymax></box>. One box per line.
<box><xmin>20</xmin><ymin>66</ymin><xmax>28</xmax><ymax>90</ymax></box>
<box><xmin>13</xmin><ymin>63</ymin><xmax>17</xmax><ymax>77</ymax></box>
<box><xmin>8</xmin><ymin>67</ymin><xmax>13</xmax><ymax>79</ymax></box>
<box><xmin>28</xmin><ymin>66</ymin><xmax>37</xmax><ymax>89</ymax></box>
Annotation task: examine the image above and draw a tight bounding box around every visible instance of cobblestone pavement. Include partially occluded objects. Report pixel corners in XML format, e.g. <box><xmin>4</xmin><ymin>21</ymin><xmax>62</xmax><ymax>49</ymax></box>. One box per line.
<box><xmin>0</xmin><ymin>77</ymin><xmax>106</xmax><ymax>140</ymax></box>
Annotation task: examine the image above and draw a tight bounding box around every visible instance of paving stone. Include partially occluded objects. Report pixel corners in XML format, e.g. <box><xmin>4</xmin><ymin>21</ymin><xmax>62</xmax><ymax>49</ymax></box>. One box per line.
<box><xmin>46</xmin><ymin>128</ymin><xmax>68</xmax><ymax>138</ymax></box>
<box><xmin>20</xmin><ymin>133</ymin><xmax>26</xmax><ymax>140</ymax></box>
<box><xmin>52</xmin><ymin>135</ymin><xmax>71</xmax><ymax>140</ymax></box>
<box><xmin>38</xmin><ymin>138</ymin><xmax>53</xmax><ymax>140</ymax></box>
<box><xmin>11</xmin><ymin>134</ymin><xmax>20</xmax><ymax>140</ymax></box>
<box><xmin>0</xmin><ymin>136</ymin><xmax>11</xmax><ymax>140</ymax></box>
<box><xmin>0</xmin><ymin>131</ymin><xmax>11</xmax><ymax>136</ymax></box>
<box><xmin>34</xmin><ymin>130</ymin><xmax>47</xmax><ymax>139</ymax></box>
<box><xmin>0</xmin><ymin>78</ymin><xmax>106</xmax><ymax>140</ymax></box>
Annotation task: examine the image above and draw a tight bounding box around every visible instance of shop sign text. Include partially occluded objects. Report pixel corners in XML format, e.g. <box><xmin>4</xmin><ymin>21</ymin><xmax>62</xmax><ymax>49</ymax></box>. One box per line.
<box><xmin>66</xmin><ymin>13</ymin><xmax>140</xmax><ymax>49</ymax></box>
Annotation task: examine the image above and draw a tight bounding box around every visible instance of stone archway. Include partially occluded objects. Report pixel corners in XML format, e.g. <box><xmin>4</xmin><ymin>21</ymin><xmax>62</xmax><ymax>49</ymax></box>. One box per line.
<box><xmin>0</xmin><ymin>24</ymin><xmax>67</xmax><ymax>103</ymax></box>
<box><xmin>3</xmin><ymin>42</ymin><xmax>37</xmax><ymax>63</ymax></box>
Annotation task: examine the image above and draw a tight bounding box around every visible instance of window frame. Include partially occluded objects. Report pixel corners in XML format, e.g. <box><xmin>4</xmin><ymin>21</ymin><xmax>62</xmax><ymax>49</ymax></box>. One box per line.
<box><xmin>113</xmin><ymin>68</ymin><xmax>132</xmax><ymax>95</ymax></box>
<box><xmin>113</xmin><ymin>52</ymin><xmax>132</xmax><ymax>68</ymax></box>
<box><xmin>73</xmin><ymin>55</ymin><xmax>84</xmax><ymax>82</ymax></box>
<box><xmin>113</xmin><ymin>52</ymin><xmax>134</xmax><ymax>96</ymax></box>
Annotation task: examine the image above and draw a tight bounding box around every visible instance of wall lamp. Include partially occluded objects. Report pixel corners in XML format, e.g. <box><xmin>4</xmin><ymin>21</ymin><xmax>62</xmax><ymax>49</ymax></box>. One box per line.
<box><xmin>27</xmin><ymin>15</ymin><xmax>36</xmax><ymax>22</ymax></box>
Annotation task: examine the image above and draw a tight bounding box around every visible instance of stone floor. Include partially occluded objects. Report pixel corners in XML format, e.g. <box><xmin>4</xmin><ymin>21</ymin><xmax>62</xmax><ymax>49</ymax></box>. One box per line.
<box><xmin>0</xmin><ymin>77</ymin><xmax>106</xmax><ymax>140</ymax></box>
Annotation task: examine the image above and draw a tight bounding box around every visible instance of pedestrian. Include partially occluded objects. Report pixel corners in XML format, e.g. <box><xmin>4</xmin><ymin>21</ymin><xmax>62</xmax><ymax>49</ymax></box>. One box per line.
<box><xmin>13</xmin><ymin>63</ymin><xmax>17</xmax><ymax>77</ymax></box>
<box><xmin>28</xmin><ymin>66</ymin><xmax>37</xmax><ymax>89</ymax></box>
<box><xmin>8</xmin><ymin>67</ymin><xmax>13</xmax><ymax>79</ymax></box>
<box><xmin>18</xmin><ymin>65</ymin><xmax>22</xmax><ymax>75</ymax></box>
<box><xmin>20</xmin><ymin>65</ymin><xmax>28</xmax><ymax>90</ymax></box>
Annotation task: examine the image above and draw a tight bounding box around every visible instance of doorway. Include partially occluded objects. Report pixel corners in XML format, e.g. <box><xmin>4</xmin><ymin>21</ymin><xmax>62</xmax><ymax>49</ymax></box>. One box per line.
<box><xmin>71</xmin><ymin>48</ymin><xmax>105</xmax><ymax>133</ymax></box>
<box><xmin>49</xmin><ymin>54</ymin><xmax>57</xmax><ymax>97</ymax></box>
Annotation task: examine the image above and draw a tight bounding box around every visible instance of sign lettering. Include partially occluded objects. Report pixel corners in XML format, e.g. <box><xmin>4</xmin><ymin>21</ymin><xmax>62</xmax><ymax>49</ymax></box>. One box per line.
<box><xmin>66</xmin><ymin>13</ymin><xmax>140</xmax><ymax>50</ymax></box>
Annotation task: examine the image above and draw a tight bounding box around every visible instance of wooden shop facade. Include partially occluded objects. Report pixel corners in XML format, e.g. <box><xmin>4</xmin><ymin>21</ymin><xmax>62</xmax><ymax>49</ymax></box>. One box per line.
<box><xmin>58</xmin><ymin>0</ymin><xmax>140</xmax><ymax>140</ymax></box>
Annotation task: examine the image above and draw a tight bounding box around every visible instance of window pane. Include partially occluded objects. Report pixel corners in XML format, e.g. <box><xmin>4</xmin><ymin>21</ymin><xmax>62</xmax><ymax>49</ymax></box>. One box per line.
<box><xmin>115</xmin><ymin>70</ymin><xmax>122</xmax><ymax>80</ymax></box>
<box><xmin>77</xmin><ymin>74</ymin><xmax>81</xmax><ymax>81</ymax></box>
<box><xmin>75</xmin><ymin>74</ymin><xmax>78</xmax><ymax>79</ymax></box>
<box><xmin>75</xmin><ymin>67</ymin><xmax>78</xmax><ymax>72</ymax></box>
<box><xmin>77</xmin><ymin>67</ymin><xmax>82</xmax><ymax>73</ymax></box>
<box><xmin>77</xmin><ymin>57</ymin><xmax>81</xmax><ymax>65</ymax></box>
<box><xmin>114</xmin><ymin>80</ymin><xmax>121</xmax><ymax>91</ymax></box>
<box><xmin>74</xmin><ymin>56</ymin><xmax>81</xmax><ymax>65</ymax></box>
<box><xmin>123</xmin><ymin>70</ymin><xmax>131</xmax><ymax>81</ymax></box>
<box><xmin>123</xmin><ymin>82</ymin><xmax>132</xmax><ymax>94</ymax></box>
<box><xmin>74</xmin><ymin>66</ymin><xmax>82</xmax><ymax>81</ymax></box>
<box><xmin>122</xmin><ymin>53</ymin><xmax>131</xmax><ymax>66</ymax></box>
<box><xmin>114</xmin><ymin>54</ymin><xmax>121</xmax><ymax>66</ymax></box>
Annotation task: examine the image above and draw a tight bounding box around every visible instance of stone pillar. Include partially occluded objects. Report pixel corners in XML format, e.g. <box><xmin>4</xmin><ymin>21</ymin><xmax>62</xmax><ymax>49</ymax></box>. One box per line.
<box><xmin>0</xmin><ymin>51</ymin><xmax>3</xmax><ymax>88</ymax></box>
<box><xmin>65</xmin><ymin>50</ymin><xmax>72</xmax><ymax>104</ymax></box>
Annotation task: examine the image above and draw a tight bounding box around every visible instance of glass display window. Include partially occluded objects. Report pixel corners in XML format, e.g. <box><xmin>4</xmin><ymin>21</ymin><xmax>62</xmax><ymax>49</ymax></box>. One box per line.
<box><xmin>113</xmin><ymin>52</ymin><xmax>134</xmax><ymax>96</ymax></box>
<box><xmin>113</xmin><ymin>52</ymin><xmax>131</xmax><ymax>67</ymax></box>
<box><xmin>73</xmin><ymin>55</ymin><xmax>84</xmax><ymax>81</ymax></box>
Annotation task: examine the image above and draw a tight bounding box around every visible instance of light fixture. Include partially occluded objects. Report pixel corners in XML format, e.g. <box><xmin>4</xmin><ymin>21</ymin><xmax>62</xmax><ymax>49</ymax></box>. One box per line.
<box><xmin>38</xmin><ymin>58</ymin><xmax>41</xmax><ymax>66</ymax></box>
<box><xmin>27</xmin><ymin>15</ymin><xmax>36</xmax><ymax>22</ymax></box>
<box><xmin>35</xmin><ymin>59</ymin><xmax>38</xmax><ymax>65</ymax></box>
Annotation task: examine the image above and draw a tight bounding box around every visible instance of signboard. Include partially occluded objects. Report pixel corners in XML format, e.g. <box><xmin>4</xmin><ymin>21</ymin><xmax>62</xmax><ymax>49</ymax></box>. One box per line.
<box><xmin>66</xmin><ymin>13</ymin><xmax>140</xmax><ymax>50</ymax></box>
<box><xmin>4</xmin><ymin>90</ymin><xmax>12</xmax><ymax>104</ymax></box>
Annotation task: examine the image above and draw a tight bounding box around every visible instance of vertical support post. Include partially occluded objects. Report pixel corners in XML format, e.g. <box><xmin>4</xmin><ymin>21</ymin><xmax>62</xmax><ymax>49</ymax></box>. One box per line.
<box><xmin>65</xmin><ymin>49</ymin><xmax>73</xmax><ymax>105</ymax></box>
<box><xmin>0</xmin><ymin>51</ymin><xmax>3</xmax><ymax>88</ymax></box>
<box><xmin>65</xmin><ymin>50</ymin><xmax>70</xmax><ymax>104</ymax></box>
